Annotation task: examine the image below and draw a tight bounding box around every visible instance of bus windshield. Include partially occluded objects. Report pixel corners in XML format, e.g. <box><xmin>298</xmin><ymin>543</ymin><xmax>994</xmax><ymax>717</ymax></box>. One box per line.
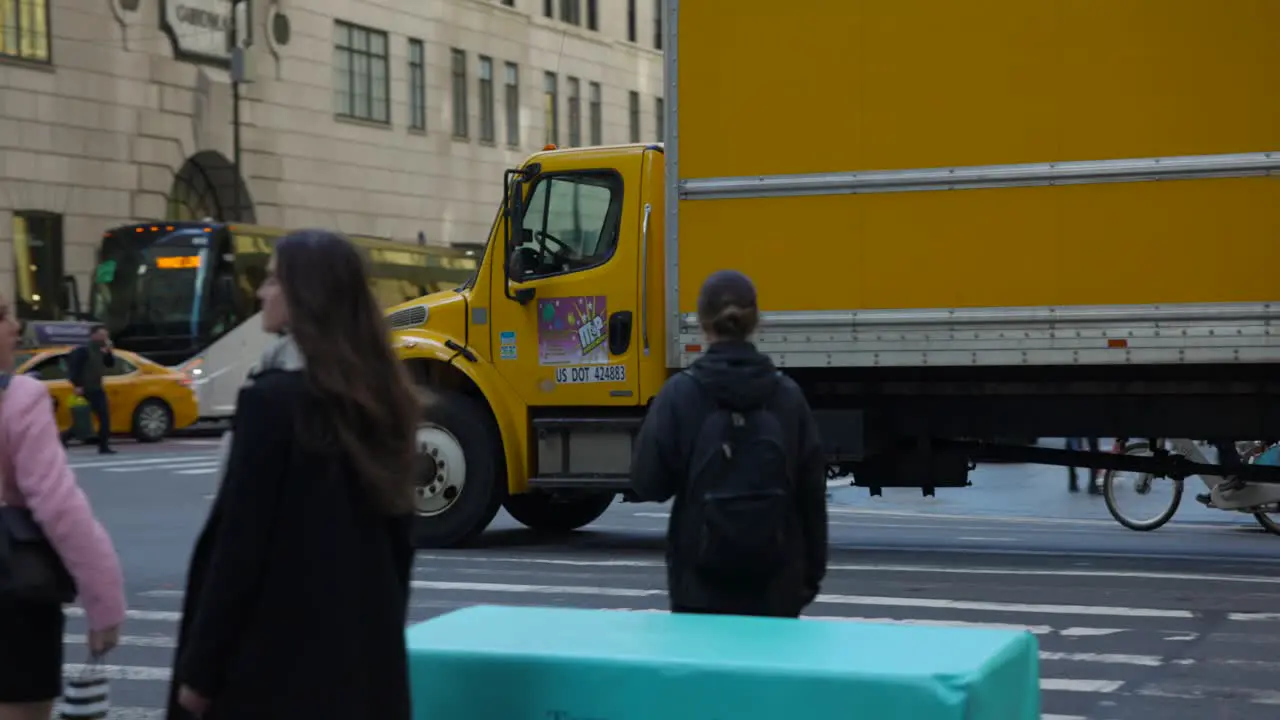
<box><xmin>89</xmin><ymin>225</ymin><xmax>220</xmax><ymax>365</ymax></box>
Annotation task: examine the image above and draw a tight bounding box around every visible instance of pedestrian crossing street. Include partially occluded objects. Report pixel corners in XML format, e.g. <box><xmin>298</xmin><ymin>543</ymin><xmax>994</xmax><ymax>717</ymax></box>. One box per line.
<box><xmin>57</xmin><ymin>552</ymin><xmax>1280</xmax><ymax>720</ymax></box>
<box><xmin>68</xmin><ymin>452</ymin><xmax>222</xmax><ymax>478</ymax></box>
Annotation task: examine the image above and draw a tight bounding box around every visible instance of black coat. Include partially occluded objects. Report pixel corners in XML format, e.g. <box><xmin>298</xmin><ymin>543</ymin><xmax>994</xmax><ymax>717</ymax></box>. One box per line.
<box><xmin>165</xmin><ymin>369</ymin><xmax>415</xmax><ymax>720</ymax></box>
<box><xmin>630</xmin><ymin>340</ymin><xmax>828</xmax><ymax>617</ymax></box>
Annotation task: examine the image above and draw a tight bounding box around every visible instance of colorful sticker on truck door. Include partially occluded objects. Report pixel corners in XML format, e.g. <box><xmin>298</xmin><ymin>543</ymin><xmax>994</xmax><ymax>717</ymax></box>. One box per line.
<box><xmin>498</xmin><ymin>331</ymin><xmax>517</xmax><ymax>360</ymax></box>
<box><xmin>538</xmin><ymin>296</ymin><xmax>608</xmax><ymax>366</ymax></box>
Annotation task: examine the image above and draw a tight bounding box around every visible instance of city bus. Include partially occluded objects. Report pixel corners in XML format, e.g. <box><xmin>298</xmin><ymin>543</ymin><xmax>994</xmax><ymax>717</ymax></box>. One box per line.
<box><xmin>86</xmin><ymin>221</ymin><xmax>479</xmax><ymax>420</ymax></box>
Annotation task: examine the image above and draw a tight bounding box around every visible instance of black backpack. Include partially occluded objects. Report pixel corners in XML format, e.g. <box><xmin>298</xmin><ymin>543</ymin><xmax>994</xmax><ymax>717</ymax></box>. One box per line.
<box><xmin>681</xmin><ymin>370</ymin><xmax>793</xmax><ymax>583</ymax></box>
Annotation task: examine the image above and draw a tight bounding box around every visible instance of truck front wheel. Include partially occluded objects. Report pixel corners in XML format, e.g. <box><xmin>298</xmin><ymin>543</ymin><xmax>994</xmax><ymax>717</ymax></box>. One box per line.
<box><xmin>503</xmin><ymin>492</ymin><xmax>615</xmax><ymax>534</ymax></box>
<box><xmin>411</xmin><ymin>389</ymin><xmax>504</xmax><ymax>548</ymax></box>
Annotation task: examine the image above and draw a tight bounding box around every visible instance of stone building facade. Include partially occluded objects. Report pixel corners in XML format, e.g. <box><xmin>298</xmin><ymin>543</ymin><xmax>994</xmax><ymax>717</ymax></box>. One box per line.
<box><xmin>0</xmin><ymin>0</ymin><xmax>665</xmax><ymax>320</ymax></box>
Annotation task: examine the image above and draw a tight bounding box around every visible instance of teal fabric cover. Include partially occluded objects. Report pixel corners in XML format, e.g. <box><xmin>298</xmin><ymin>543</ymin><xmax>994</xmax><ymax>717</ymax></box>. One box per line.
<box><xmin>406</xmin><ymin>605</ymin><xmax>1040</xmax><ymax>720</ymax></box>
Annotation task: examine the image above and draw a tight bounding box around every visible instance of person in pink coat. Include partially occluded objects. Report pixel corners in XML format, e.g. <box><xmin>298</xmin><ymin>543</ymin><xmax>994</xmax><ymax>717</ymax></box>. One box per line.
<box><xmin>0</xmin><ymin>297</ymin><xmax>126</xmax><ymax>720</ymax></box>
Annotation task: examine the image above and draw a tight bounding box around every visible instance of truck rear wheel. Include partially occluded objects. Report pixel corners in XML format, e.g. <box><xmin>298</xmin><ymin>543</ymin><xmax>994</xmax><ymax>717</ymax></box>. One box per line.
<box><xmin>503</xmin><ymin>492</ymin><xmax>615</xmax><ymax>534</ymax></box>
<box><xmin>411</xmin><ymin>389</ymin><xmax>504</xmax><ymax>548</ymax></box>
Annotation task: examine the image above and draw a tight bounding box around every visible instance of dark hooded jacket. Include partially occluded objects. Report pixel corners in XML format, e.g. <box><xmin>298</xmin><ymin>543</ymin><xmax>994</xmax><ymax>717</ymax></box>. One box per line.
<box><xmin>630</xmin><ymin>340</ymin><xmax>828</xmax><ymax>617</ymax></box>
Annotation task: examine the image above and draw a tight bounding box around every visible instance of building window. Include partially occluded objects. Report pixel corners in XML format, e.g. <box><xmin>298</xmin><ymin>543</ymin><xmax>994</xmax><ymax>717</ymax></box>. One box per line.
<box><xmin>628</xmin><ymin>91</ymin><xmax>640</xmax><ymax>143</ymax></box>
<box><xmin>408</xmin><ymin>39</ymin><xmax>426</xmax><ymax>130</ymax></box>
<box><xmin>505</xmin><ymin>62</ymin><xmax>520</xmax><ymax>147</ymax></box>
<box><xmin>543</xmin><ymin>0</ymin><xmax>552</xmax><ymax>18</ymax></box>
<box><xmin>586</xmin><ymin>0</ymin><xmax>598</xmax><ymax>30</ymax></box>
<box><xmin>334</xmin><ymin>21</ymin><xmax>390</xmax><ymax>123</ymax></box>
<box><xmin>0</xmin><ymin>0</ymin><xmax>50</xmax><ymax>62</ymax></box>
<box><xmin>544</xmin><ymin>72</ymin><xmax>559</xmax><ymax>145</ymax></box>
<box><xmin>627</xmin><ymin>0</ymin><xmax>636</xmax><ymax>42</ymax></box>
<box><xmin>559</xmin><ymin>0</ymin><xmax>580</xmax><ymax>25</ymax></box>
<box><xmin>451</xmin><ymin>48</ymin><xmax>468</xmax><ymax>138</ymax></box>
<box><xmin>653</xmin><ymin>0</ymin><xmax>663</xmax><ymax>50</ymax></box>
<box><xmin>566</xmin><ymin>77</ymin><xmax>581</xmax><ymax>147</ymax></box>
<box><xmin>479</xmin><ymin>55</ymin><xmax>495</xmax><ymax>142</ymax></box>
<box><xmin>11</xmin><ymin>211</ymin><xmax>64</xmax><ymax>321</ymax></box>
<box><xmin>588</xmin><ymin>82</ymin><xmax>602</xmax><ymax>145</ymax></box>
<box><xmin>655</xmin><ymin>96</ymin><xmax>664</xmax><ymax>141</ymax></box>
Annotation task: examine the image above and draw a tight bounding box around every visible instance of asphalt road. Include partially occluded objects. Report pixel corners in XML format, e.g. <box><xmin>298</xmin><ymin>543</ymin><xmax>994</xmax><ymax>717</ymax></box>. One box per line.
<box><xmin>63</xmin><ymin>441</ymin><xmax>1280</xmax><ymax>720</ymax></box>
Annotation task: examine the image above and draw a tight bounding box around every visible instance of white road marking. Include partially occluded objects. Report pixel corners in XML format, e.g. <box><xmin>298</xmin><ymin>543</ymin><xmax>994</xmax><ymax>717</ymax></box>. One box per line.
<box><xmin>69</xmin><ymin>455</ymin><xmax>217</xmax><ymax>470</ymax></box>
<box><xmin>65</xmin><ymin>607</ymin><xmax>182</xmax><ymax>622</ymax></box>
<box><xmin>1041</xmin><ymin>678</ymin><xmax>1125</xmax><ymax>693</ymax></box>
<box><xmin>64</xmin><ymin>633</ymin><xmax>175</xmax><ymax>648</ymax></box>
<box><xmin>957</xmin><ymin>536</ymin><xmax>1018</xmax><ymax>542</ymax></box>
<box><xmin>404</xmin><ymin>580</ymin><xmax>1196</xmax><ymax>619</ymax></box>
<box><xmin>104</xmin><ymin>709</ymin><xmax>164</xmax><ymax>720</ymax></box>
<box><xmin>1038</xmin><ymin>651</ymin><xmax>1164</xmax><ymax>667</ymax></box>
<box><xmin>1227</xmin><ymin>612</ymin><xmax>1280</xmax><ymax>621</ymax></box>
<box><xmin>57</xmin><ymin>661</ymin><xmax>1123</xmax><ymax>699</ymax></box>
<box><xmin>103</xmin><ymin>462</ymin><xmax>219</xmax><ymax>473</ymax></box>
<box><xmin>415</xmin><ymin>553</ymin><xmax>1280</xmax><ymax>585</ymax></box>
<box><xmin>175</xmin><ymin>467</ymin><xmax>219</xmax><ymax>475</ymax></box>
<box><xmin>64</xmin><ymin>628</ymin><xmax>1165</xmax><ymax>665</ymax></box>
<box><xmin>65</xmin><ymin>664</ymin><xmax>171</xmax><ymax>681</ymax></box>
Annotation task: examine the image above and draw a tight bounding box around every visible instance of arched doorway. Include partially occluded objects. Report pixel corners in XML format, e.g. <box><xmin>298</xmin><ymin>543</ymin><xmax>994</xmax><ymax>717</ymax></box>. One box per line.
<box><xmin>166</xmin><ymin>150</ymin><xmax>256</xmax><ymax>223</ymax></box>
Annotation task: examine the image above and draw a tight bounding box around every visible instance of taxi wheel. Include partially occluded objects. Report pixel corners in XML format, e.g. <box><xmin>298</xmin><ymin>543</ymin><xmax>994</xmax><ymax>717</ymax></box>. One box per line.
<box><xmin>132</xmin><ymin>399</ymin><xmax>173</xmax><ymax>443</ymax></box>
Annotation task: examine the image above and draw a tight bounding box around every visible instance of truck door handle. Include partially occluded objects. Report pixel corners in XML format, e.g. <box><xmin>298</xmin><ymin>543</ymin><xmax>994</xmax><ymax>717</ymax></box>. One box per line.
<box><xmin>608</xmin><ymin>311</ymin><xmax>633</xmax><ymax>356</ymax></box>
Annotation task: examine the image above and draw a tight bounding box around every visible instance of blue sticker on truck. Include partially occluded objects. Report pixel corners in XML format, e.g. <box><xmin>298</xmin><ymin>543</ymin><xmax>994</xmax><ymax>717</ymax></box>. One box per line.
<box><xmin>499</xmin><ymin>331</ymin><xmax>517</xmax><ymax>360</ymax></box>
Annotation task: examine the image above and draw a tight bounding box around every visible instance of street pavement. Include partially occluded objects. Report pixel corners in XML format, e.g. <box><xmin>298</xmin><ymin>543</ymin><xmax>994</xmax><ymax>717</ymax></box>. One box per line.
<box><xmin>62</xmin><ymin>441</ymin><xmax>1280</xmax><ymax>720</ymax></box>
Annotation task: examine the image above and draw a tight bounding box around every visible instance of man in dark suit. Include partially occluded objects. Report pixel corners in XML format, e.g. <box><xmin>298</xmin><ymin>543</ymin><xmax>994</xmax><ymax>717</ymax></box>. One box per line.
<box><xmin>67</xmin><ymin>324</ymin><xmax>117</xmax><ymax>455</ymax></box>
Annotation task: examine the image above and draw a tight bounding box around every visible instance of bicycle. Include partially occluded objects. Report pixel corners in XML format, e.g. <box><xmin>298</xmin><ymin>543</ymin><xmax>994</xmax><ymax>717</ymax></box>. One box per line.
<box><xmin>1101</xmin><ymin>439</ymin><xmax>1280</xmax><ymax>534</ymax></box>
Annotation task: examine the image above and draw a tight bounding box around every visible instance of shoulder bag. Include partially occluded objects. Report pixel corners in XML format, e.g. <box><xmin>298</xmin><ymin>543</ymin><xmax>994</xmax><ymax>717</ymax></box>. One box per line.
<box><xmin>0</xmin><ymin>372</ymin><xmax>79</xmax><ymax>604</ymax></box>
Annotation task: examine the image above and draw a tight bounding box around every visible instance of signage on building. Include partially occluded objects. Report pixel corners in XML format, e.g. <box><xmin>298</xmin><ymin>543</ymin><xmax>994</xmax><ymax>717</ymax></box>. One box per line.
<box><xmin>160</xmin><ymin>0</ymin><xmax>236</xmax><ymax>65</ymax></box>
<box><xmin>25</xmin><ymin>321</ymin><xmax>94</xmax><ymax>348</ymax></box>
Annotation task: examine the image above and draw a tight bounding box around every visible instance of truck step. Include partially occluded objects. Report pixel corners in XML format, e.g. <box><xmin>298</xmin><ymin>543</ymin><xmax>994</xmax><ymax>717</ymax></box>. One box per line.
<box><xmin>531</xmin><ymin>417</ymin><xmax>643</xmax><ymax>432</ymax></box>
<box><xmin>528</xmin><ymin>475</ymin><xmax>632</xmax><ymax>491</ymax></box>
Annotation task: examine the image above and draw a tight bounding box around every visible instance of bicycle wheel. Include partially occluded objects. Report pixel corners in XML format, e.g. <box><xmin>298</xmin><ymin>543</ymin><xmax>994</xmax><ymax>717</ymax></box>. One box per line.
<box><xmin>1102</xmin><ymin>440</ymin><xmax>1184</xmax><ymax>531</ymax></box>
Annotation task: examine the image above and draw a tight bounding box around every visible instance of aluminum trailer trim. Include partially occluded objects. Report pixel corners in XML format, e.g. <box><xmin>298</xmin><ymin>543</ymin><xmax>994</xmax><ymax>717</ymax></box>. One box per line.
<box><xmin>679</xmin><ymin>152</ymin><xmax>1280</xmax><ymax>201</ymax></box>
<box><xmin>677</xmin><ymin>302</ymin><xmax>1280</xmax><ymax>368</ymax></box>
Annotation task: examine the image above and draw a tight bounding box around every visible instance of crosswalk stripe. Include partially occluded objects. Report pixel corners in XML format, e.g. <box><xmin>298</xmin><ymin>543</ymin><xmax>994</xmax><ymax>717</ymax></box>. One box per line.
<box><xmin>401</xmin><ymin>580</ymin><xmax>1197</xmax><ymax>619</ymax></box>
<box><xmin>57</xmin><ymin>662</ymin><xmax>1123</xmax><ymax>697</ymax></box>
<box><xmin>69</xmin><ymin>456</ymin><xmax>217</xmax><ymax>471</ymax></box>
<box><xmin>413</xmin><ymin>554</ymin><xmax>1280</xmax><ymax>585</ymax></box>
<box><xmin>103</xmin><ymin>462</ymin><xmax>219</xmax><ymax>473</ymax></box>
<box><xmin>58</xmin><ymin>630</ymin><xmax>1169</xmax><ymax>666</ymax></box>
<box><xmin>71</xmin><ymin>453</ymin><xmax>217</xmax><ymax>471</ymax></box>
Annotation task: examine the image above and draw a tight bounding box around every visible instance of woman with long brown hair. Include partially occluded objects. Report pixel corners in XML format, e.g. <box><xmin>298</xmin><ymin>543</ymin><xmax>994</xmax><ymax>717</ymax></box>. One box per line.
<box><xmin>165</xmin><ymin>230</ymin><xmax>421</xmax><ymax>719</ymax></box>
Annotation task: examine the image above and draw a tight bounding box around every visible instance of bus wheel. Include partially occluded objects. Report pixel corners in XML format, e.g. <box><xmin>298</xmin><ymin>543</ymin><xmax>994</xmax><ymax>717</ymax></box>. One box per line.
<box><xmin>503</xmin><ymin>492</ymin><xmax>615</xmax><ymax>534</ymax></box>
<box><xmin>411</xmin><ymin>390</ymin><xmax>504</xmax><ymax>549</ymax></box>
<box><xmin>132</xmin><ymin>399</ymin><xmax>173</xmax><ymax>443</ymax></box>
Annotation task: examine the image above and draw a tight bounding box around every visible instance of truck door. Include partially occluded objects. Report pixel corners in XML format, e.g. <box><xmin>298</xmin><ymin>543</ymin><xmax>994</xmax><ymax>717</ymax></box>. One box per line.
<box><xmin>489</xmin><ymin>160</ymin><xmax>642</xmax><ymax>407</ymax></box>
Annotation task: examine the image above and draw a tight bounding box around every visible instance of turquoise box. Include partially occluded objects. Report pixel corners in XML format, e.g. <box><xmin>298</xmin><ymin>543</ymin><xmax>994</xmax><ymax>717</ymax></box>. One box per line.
<box><xmin>406</xmin><ymin>605</ymin><xmax>1040</xmax><ymax>720</ymax></box>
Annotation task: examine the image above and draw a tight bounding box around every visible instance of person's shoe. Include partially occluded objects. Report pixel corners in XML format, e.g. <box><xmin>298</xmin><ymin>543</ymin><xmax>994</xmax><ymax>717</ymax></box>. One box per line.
<box><xmin>98</xmin><ymin>447</ymin><xmax>117</xmax><ymax>455</ymax></box>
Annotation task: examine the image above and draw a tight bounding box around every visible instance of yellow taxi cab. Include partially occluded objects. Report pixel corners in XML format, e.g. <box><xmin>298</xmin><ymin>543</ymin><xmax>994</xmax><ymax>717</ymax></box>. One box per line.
<box><xmin>14</xmin><ymin>345</ymin><xmax>200</xmax><ymax>442</ymax></box>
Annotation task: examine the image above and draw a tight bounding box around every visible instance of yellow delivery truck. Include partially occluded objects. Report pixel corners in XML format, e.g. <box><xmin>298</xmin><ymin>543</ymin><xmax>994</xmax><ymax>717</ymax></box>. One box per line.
<box><xmin>392</xmin><ymin>0</ymin><xmax>1280</xmax><ymax>547</ymax></box>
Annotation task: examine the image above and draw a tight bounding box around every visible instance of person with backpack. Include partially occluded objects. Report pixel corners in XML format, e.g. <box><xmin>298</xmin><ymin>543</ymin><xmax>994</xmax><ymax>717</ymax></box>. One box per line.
<box><xmin>630</xmin><ymin>270</ymin><xmax>828</xmax><ymax>618</ymax></box>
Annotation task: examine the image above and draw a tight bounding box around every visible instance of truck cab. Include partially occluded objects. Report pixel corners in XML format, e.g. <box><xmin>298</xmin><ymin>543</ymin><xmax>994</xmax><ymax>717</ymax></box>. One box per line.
<box><xmin>389</xmin><ymin>144</ymin><xmax>666</xmax><ymax>547</ymax></box>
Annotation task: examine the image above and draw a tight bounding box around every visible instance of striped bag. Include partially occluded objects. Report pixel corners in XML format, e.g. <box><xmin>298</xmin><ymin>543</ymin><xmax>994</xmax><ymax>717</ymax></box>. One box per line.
<box><xmin>59</xmin><ymin>657</ymin><xmax>110</xmax><ymax>720</ymax></box>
